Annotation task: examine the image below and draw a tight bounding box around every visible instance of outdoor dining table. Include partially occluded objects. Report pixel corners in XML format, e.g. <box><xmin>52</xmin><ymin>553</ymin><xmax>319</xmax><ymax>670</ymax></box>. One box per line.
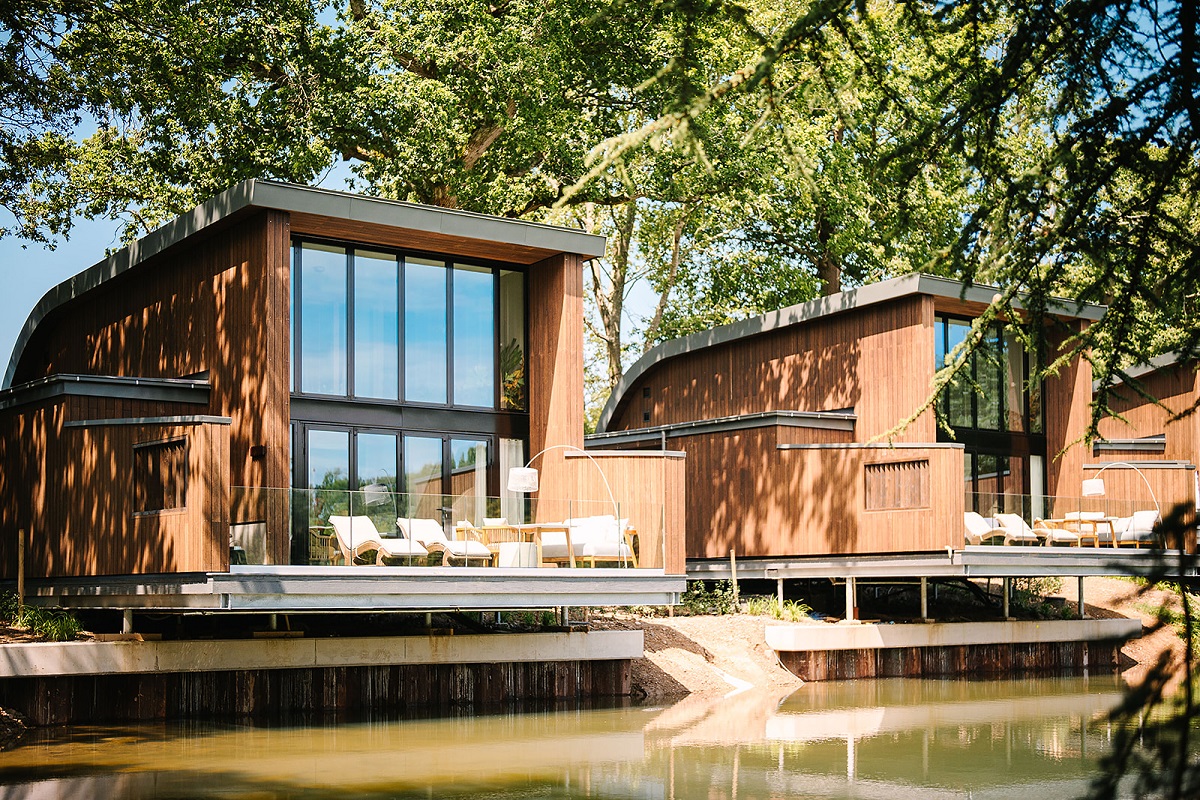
<box><xmin>514</xmin><ymin>523</ymin><xmax>577</xmax><ymax>568</ymax></box>
<box><xmin>1042</xmin><ymin>517</ymin><xmax>1119</xmax><ymax>547</ymax></box>
<box><xmin>472</xmin><ymin>523</ymin><xmax>576</xmax><ymax>568</ymax></box>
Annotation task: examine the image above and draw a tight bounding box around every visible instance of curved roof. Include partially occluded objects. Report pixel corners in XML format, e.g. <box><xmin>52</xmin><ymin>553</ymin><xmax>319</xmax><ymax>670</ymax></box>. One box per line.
<box><xmin>596</xmin><ymin>274</ymin><xmax>1107</xmax><ymax>433</ymax></box>
<box><xmin>5</xmin><ymin>179</ymin><xmax>606</xmax><ymax>388</ymax></box>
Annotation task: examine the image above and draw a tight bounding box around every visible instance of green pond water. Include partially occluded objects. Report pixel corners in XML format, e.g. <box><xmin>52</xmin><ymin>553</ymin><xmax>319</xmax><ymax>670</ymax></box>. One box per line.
<box><xmin>0</xmin><ymin>675</ymin><xmax>1167</xmax><ymax>799</ymax></box>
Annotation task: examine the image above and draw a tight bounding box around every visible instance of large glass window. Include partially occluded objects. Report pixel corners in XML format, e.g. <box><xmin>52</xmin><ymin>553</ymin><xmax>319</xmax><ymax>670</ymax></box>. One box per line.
<box><xmin>935</xmin><ymin>315</ymin><xmax>1034</xmax><ymax>433</ymax></box>
<box><xmin>405</xmin><ymin>258</ymin><xmax>448</xmax><ymax>404</ymax></box>
<box><xmin>942</xmin><ymin>318</ymin><xmax>974</xmax><ymax>428</ymax></box>
<box><xmin>404</xmin><ymin>435</ymin><xmax>444</xmax><ymax>520</ymax></box>
<box><xmin>292</xmin><ymin>239</ymin><xmax>526</xmax><ymax>413</ymax></box>
<box><xmin>499</xmin><ymin>270</ymin><xmax>526</xmax><ymax>410</ymax></box>
<box><xmin>354</xmin><ymin>251</ymin><xmax>400</xmax><ymax>400</ymax></box>
<box><xmin>453</xmin><ymin>264</ymin><xmax>496</xmax><ymax>407</ymax></box>
<box><xmin>357</xmin><ymin>432</ymin><xmax>397</xmax><ymax>491</ymax></box>
<box><xmin>449</xmin><ymin>438</ymin><xmax>489</xmax><ymax>525</ymax></box>
<box><xmin>308</xmin><ymin>428</ymin><xmax>350</xmax><ymax>522</ymax></box>
<box><xmin>299</xmin><ymin>244</ymin><xmax>347</xmax><ymax>395</ymax></box>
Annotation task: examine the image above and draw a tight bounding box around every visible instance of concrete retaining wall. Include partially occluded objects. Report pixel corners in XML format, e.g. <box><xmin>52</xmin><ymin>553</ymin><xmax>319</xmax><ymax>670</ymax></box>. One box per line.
<box><xmin>0</xmin><ymin>631</ymin><xmax>642</xmax><ymax>725</ymax></box>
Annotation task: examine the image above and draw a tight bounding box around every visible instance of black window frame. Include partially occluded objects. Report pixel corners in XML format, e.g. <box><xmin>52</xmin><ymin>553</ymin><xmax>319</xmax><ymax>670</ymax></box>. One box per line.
<box><xmin>291</xmin><ymin>236</ymin><xmax>525</xmax><ymax>413</ymax></box>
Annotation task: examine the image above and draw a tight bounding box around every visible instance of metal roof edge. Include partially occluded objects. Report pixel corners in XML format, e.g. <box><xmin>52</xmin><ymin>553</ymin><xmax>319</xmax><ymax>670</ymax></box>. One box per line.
<box><xmin>0</xmin><ymin>373</ymin><xmax>212</xmax><ymax>413</ymax></box>
<box><xmin>1092</xmin><ymin>351</ymin><xmax>1196</xmax><ymax>392</ymax></box>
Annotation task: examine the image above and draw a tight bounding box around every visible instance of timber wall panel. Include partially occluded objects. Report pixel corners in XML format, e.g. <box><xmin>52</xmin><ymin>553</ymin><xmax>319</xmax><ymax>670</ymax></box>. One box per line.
<box><xmin>1099</xmin><ymin>362</ymin><xmax>1199</xmax><ymax>463</ymax></box>
<box><xmin>0</xmin><ymin>399</ymin><xmax>230</xmax><ymax>577</ymax></box>
<box><xmin>9</xmin><ymin>211</ymin><xmax>291</xmax><ymax>567</ymax></box>
<box><xmin>527</xmin><ymin>253</ymin><xmax>584</xmax><ymax>505</ymax></box>
<box><xmin>553</xmin><ymin>452</ymin><xmax>687</xmax><ymax>574</ymax></box>
<box><xmin>671</xmin><ymin>426</ymin><xmax>962</xmax><ymax>559</ymax></box>
<box><xmin>611</xmin><ymin>296</ymin><xmax>937</xmax><ymax>444</ymax></box>
<box><xmin>1043</xmin><ymin>321</ymin><xmax>1094</xmax><ymax>500</ymax></box>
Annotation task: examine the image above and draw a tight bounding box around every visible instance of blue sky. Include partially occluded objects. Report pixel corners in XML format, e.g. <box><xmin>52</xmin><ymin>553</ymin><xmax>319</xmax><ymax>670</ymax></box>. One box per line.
<box><xmin>0</xmin><ymin>164</ymin><xmax>358</xmax><ymax>383</ymax></box>
<box><xmin>0</xmin><ymin>162</ymin><xmax>650</xmax><ymax>385</ymax></box>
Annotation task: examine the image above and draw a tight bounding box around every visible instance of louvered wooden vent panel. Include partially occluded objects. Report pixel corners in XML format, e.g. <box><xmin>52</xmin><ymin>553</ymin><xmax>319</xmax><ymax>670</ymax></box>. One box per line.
<box><xmin>864</xmin><ymin>459</ymin><xmax>929</xmax><ymax>510</ymax></box>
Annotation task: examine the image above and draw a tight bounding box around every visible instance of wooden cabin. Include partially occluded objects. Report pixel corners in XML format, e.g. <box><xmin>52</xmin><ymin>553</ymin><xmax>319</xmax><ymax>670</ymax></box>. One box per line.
<box><xmin>1094</xmin><ymin>352</ymin><xmax>1199</xmax><ymax>535</ymax></box>
<box><xmin>0</xmin><ymin>180</ymin><xmax>685</xmax><ymax>583</ymax></box>
<box><xmin>591</xmin><ymin>275</ymin><xmax>1104</xmax><ymax>561</ymax></box>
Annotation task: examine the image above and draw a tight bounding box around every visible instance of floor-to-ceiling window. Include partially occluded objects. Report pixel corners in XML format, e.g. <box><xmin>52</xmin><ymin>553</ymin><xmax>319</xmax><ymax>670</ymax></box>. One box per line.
<box><xmin>290</xmin><ymin>239</ymin><xmax>528</xmax><ymax>563</ymax></box>
<box><xmin>935</xmin><ymin>314</ymin><xmax>1046</xmax><ymax>518</ymax></box>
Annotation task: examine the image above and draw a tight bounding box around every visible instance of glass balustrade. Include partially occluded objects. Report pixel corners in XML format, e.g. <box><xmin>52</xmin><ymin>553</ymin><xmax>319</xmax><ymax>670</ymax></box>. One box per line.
<box><xmin>229</xmin><ymin>486</ymin><xmax>665</xmax><ymax>569</ymax></box>
<box><xmin>964</xmin><ymin>492</ymin><xmax>1175</xmax><ymax>548</ymax></box>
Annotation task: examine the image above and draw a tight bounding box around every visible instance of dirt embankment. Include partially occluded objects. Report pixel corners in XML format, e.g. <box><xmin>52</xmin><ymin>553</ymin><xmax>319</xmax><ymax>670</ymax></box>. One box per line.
<box><xmin>594</xmin><ymin>576</ymin><xmax>1190</xmax><ymax>700</ymax></box>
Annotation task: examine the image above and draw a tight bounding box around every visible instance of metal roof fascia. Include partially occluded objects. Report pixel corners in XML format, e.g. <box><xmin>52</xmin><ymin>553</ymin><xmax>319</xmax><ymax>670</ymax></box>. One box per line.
<box><xmin>0</xmin><ymin>373</ymin><xmax>211</xmax><ymax>412</ymax></box>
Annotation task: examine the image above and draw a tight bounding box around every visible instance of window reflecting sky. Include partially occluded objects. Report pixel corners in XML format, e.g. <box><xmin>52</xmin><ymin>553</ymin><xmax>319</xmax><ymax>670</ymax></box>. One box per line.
<box><xmin>453</xmin><ymin>264</ymin><xmax>495</xmax><ymax>407</ymax></box>
<box><xmin>354</xmin><ymin>251</ymin><xmax>399</xmax><ymax>400</ymax></box>
<box><xmin>300</xmin><ymin>244</ymin><xmax>347</xmax><ymax>395</ymax></box>
<box><xmin>405</xmin><ymin>259</ymin><xmax>447</xmax><ymax>404</ymax></box>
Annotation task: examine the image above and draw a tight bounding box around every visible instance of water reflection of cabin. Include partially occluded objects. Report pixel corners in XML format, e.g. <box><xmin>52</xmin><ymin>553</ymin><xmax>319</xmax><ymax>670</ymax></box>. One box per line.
<box><xmin>591</xmin><ymin>275</ymin><xmax>1105</xmax><ymax>562</ymax></box>
<box><xmin>0</xmin><ymin>180</ymin><xmax>685</xmax><ymax>608</ymax></box>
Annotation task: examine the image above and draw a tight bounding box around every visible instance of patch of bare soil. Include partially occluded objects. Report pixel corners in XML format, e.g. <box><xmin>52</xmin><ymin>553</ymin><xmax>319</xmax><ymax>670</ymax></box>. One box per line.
<box><xmin>591</xmin><ymin>576</ymin><xmax>1191</xmax><ymax>701</ymax></box>
<box><xmin>590</xmin><ymin>612</ymin><xmax>802</xmax><ymax>701</ymax></box>
<box><xmin>1051</xmin><ymin>576</ymin><xmax>1190</xmax><ymax>687</ymax></box>
<box><xmin>0</xmin><ymin>623</ymin><xmax>55</xmax><ymax>645</ymax></box>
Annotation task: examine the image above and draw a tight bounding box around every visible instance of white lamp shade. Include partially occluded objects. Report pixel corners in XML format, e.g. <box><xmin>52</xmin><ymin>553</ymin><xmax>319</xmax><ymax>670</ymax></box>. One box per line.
<box><xmin>1081</xmin><ymin>477</ymin><xmax>1106</xmax><ymax>498</ymax></box>
<box><xmin>507</xmin><ymin>466</ymin><xmax>539</xmax><ymax>493</ymax></box>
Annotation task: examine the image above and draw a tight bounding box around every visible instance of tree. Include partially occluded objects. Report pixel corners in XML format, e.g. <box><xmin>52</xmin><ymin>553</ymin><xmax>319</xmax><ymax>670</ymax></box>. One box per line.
<box><xmin>574</xmin><ymin>0</ymin><xmax>1198</xmax><ymax>433</ymax></box>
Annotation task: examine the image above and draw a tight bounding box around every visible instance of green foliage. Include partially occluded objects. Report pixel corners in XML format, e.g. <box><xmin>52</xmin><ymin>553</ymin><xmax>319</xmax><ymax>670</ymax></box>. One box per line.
<box><xmin>0</xmin><ymin>593</ymin><xmax>82</xmax><ymax>642</ymax></box>
<box><xmin>1007</xmin><ymin>577</ymin><xmax>1075</xmax><ymax>620</ymax></box>
<box><xmin>499</xmin><ymin>338</ymin><xmax>525</xmax><ymax>411</ymax></box>
<box><xmin>680</xmin><ymin>581</ymin><xmax>737</xmax><ymax>616</ymax></box>
<box><xmin>741</xmin><ymin>595</ymin><xmax>812</xmax><ymax>622</ymax></box>
<box><xmin>1137</xmin><ymin>590</ymin><xmax>1200</xmax><ymax>650</ymax></box>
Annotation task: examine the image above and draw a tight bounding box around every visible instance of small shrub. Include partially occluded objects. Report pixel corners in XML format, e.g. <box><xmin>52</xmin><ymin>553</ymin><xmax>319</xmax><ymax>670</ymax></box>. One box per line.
<box><xmin>0</xmin><ymin>592</ymin><xmax>82</xmax><ymax>641</ymax></box>
<box><xmin>741</xmin><ymin>596</ymin><xmax>812</xmax><ymax>622</ymax></box>
<box><xmin>1137</xmin><ymin>591</ymin><xmax>1200</xmax><ymax>648</ymax></box>
<box><xmin>680</xmin><ymin>581</ymin><xmax>737</xmax><ymax>615</ymax></box>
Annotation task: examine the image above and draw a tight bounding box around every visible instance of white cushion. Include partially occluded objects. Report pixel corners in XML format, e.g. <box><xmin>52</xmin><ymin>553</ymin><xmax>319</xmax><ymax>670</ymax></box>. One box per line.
<box><xmin>398</xmin><ymin>518</ymin><xmax>448</xmax><ymax>545</ymax></box>
<box><xmin>329</xmin><ymin>515</ymin><xmax>383</xmax><ymax>550</ymax></box>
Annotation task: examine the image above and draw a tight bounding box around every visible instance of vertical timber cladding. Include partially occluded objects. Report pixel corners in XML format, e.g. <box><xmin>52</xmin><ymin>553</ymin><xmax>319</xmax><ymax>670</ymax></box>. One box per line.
<box><xmin>567</xmin><ymin>451</ymin><xmax>687</xmax><ymax>573</ymax></box>
<box><xmin>1099</xmin><ymin>361</ymin><xmax>1200</xmax><ymax>458</ymax></box>
<box><xmin>1096</xmin><ymin>360</ymin><xmax>1200</xmax><ymax>524</ymax></box>
<box><xmin>617</xmin><ymin>294</ymin><xmax>937</xmax><ymax>441</ymax></box>
<box><xmin>15</xmin><ymin>211</ymin><xmax>292</xmax><ymax>567</ymax></box>
<box><xmin>0</xmin><ymin>660</ymin><xmax>634</xmax><ymax>726</ymax></box>
<box><xmin>1043</xmin><ymin>319</ymin><xmax>1094</xmax><ymax>503</ymax></box>
<box><xmin>527</xmin><ymin>252</ymin><xmax>585</xmax><ymax>521</ymax></box>
<box><xmin>52</xmin><ymin>420</ymin><xmax>231</xmax><ymax>576</ymax></box>
<box><xmin>682</xmin><ymin>425</ymin><xmax>961</xmax><ymax>559</ymax></box>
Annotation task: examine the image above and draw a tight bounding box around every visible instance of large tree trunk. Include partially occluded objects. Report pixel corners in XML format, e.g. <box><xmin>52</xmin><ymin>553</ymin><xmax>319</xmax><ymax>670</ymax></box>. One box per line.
<box><xmin>815</xmin><ymin>206</ymin><xmax>840</xmax><ymax>295</ymax></box>
<box><xmin>590</xmin><ymin>203</ymin><xmax>636</xmax><ymax>392</ymax></box>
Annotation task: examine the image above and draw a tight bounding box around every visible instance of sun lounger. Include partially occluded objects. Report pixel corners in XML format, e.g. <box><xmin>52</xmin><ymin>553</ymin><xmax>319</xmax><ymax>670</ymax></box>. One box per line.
<box><xmin>1032</xmin><ymin>518</ymin><xmax>1081</xmax><ymax>546</ymax></box>
<box><xmin>964</xmin><ymin>511</ymin><xmax>1005</xmax><ymax>545</ymax></box>
<box><xmin>399</xmin><ymin>517</ymin><xmax>493</xmax><ymax>566</ymax></box>
<box><xmin>993</xmin><ymin>513</ymin><xmax>1042</xmax><ymax>546</ymax></box>
<box><xmin>327</xmin><ymin>515</ymin><xmax>429</xmax><ymax>565</ymax></box>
